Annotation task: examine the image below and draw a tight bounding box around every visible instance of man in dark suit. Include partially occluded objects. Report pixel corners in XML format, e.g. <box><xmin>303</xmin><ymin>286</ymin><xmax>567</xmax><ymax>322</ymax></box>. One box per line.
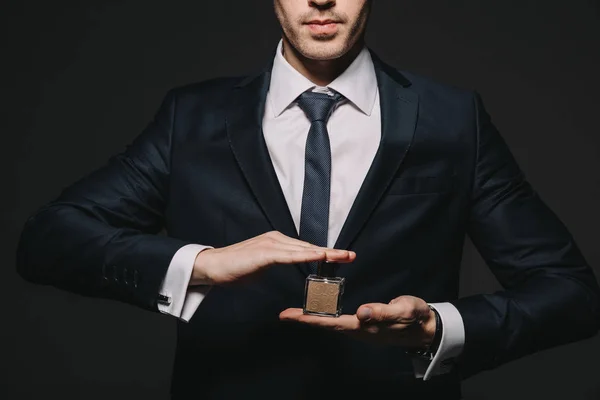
<box><xmin>16</xmin><ymin>0</ymin><xmax>600</xmax><ymax>398</ymax></box>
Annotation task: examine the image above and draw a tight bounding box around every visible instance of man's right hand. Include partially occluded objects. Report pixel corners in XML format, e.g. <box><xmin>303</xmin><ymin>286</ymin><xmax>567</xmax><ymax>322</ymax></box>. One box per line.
<box><xmin>189</xmin><ymin>231</ymin><xmax>355</xmax><ymax>286</ymax></box>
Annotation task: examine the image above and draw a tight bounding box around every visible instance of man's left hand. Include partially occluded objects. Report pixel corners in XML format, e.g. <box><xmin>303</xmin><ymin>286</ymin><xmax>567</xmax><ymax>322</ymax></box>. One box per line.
<box><xmin>279</xmin><ymin>295</ymin><xmax>436</xmax><ymax>349</ymax></box>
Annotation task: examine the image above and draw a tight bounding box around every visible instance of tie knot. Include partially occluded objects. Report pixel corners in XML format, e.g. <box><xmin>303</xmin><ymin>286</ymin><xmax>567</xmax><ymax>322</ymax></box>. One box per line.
<box><xmin>296</xmin><ymin>90</ymin><xmax>344</xmax><ymax>122</ymax></box>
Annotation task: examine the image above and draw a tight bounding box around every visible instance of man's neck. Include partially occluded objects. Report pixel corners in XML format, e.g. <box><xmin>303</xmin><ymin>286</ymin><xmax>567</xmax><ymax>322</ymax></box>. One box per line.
<box><xmin>281</xmin><ymin>37</ymin><xmax>364</xmax><ymax>86</ymax></box>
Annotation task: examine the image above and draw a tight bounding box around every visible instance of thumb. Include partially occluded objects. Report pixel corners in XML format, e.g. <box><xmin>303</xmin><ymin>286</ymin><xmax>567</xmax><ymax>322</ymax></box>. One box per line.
<box><xmin>357</xmin><ymin>301</ymin><xmax>421</xmax><ymax>324</ymax></box>
<box><xmin>356</xmin><ymin>303</ymin><xmax>390</xmax><ymax>323</ymax></box>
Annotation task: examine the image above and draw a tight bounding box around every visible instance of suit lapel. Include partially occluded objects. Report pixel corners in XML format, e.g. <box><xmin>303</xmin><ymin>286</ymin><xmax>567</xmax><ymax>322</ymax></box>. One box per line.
<box><xmin>225</xmin><ymin>51</ymin><xmax>419</xmax><ymax>275</ymax></box>
<box><xmin>225</xmin><ymin>66</ymin><xmax>300</xmax><ymax>241</ymax></box>
<box><xmin>333</xmin><ymin>52</ymin><xmax>419</xmax><ymax>251</ymax></box>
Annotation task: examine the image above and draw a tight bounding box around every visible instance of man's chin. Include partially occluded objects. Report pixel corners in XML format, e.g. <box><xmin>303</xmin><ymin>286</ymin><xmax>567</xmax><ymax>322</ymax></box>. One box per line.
<box><xmin>309</xmin><ymin>31</ymin><xmax>338</xmax><ymax>41</ymax></box>
<box><xmin>299</xmin><ymin>39</ymin><xmax>348</xmax><ymax>61</ymax></box>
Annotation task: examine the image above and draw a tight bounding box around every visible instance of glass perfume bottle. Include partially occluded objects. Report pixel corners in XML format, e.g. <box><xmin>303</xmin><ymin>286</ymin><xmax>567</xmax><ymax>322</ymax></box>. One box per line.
<box><xmin>303</xmin><ymin>262</ymin><xmax>345</xmax><ymax>317</ymax></box>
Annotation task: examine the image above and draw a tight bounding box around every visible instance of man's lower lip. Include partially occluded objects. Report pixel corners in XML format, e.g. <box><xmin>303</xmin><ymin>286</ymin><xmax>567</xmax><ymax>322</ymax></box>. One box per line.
<box><xmin>306</xmin><ymin>23</ymin><xmax>339</xmax><ymax>34</ymax></box>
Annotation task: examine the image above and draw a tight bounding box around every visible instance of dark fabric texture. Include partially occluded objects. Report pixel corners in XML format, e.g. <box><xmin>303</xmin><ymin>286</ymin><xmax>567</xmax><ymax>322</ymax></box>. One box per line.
<box><xmin>296</xmin><ymin>90</ymin><xmax>344</xmax><ymax>275</ymax></box>
<box><xmin>15</xmin><ymin>48</ymin><xmax>600</xmax><ymax>399</ymax></box>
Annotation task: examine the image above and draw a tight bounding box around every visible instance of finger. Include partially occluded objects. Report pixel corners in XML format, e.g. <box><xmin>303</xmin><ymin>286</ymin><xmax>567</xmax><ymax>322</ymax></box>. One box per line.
<box><xmin>267</xmin><ymin>248</ymin><xmax>333</xmax><ymax>265</ymax></box>
<box><xmin>356</xmin><ymin>303</ymin><xmax>398</xmax><ymax>323</ymax></box>
<box><xmin>228</xmin><ymin>232</ymin><xmax>353</xmax><ymax>259</ymax></box>
<box><xmin>262</xmin><ymin>232</ymin><xmax>356</xmax><ymax>259</ymax></box>
<box><xmin>322</xmin><ymin>249</ymin><xmax>356</xmax><ymax>262</ymax></box>
<box><xmin>278</xmin><ymin>308</ymin><xmax>305</xmax><ymax>319</ymax></box>
<box><xmin>233</xmin><ymin>235</ymin><xmax>311</xmax><ymax>252</ymax></box>
<box><xmin>264</xmin><ymin>232</ymin><xmax>339</xmax><ymax>251</ymax></box>
<box><xmin>388</xmin><ymin>296</ymin><xmax>432</xmax><ymax>321</ymax></box>
<box><xmin>279</xmin><ymin>308</ymin><xmax>360</xmax><ymax>331</ymax></box>
<box><xmin>304</xmin><ymin>244</ymin><xmax>357</xmax><ymax>261</ymax></box>
<box><xmin>269</xmin><ymin>248</ymin><xmax>354</xmax><ymax>265</ymax></box>
<box><xmin>270</xmin><ymin>243</ymin><xmax>330</xmax><ymax>253</ymax></box>
<box><xmin>274</xmin><ymin>234</ymin><xmax>323</xmax><ymax>248</ymax></box>
<box><xmin>262</xmin><ymin>231</ymin><xmax>319</xmax><ymax>248</ymax></box>
<box><xmin>279</xmin><ymin>241</ymin><xmax>356</xmax><ymax>261</ymax></box>
<box><xmin>267</xmin><ymin>244</ymin><xmax>354</xmax><ymax>261</ymax></box>
<box><xmin>356</xmin><ymin>302</ymin><xmax>420</xmax><ymax>325</ymax></box>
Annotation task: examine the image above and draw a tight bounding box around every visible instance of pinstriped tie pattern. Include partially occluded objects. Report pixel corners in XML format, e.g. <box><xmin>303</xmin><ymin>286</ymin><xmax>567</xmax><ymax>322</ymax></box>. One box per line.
<box><xmin>296</xmin><ymin>90</ymin><xmax>344</xmax><ymax>275</ymax></box>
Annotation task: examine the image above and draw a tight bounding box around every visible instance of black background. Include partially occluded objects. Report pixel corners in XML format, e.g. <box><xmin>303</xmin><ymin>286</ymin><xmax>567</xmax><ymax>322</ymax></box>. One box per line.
<box><xmin>2</xmin><ymin>1</ymin><xmax>600</xmax><ymax>399</ymax></box>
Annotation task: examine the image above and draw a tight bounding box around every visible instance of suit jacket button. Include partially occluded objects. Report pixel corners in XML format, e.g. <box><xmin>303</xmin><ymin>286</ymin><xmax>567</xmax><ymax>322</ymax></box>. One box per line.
<box><xmin>123</xmin><ymin>266</ymin><xmax>130</xmax><ymax>285</ymax></box>
<box><xmin>101</xmin><ymin>264</ymin><xmax>109</xmax><ymax>283</ymax></box>
<box><xmin>133</xmin><ymin>269</ymin><xmax>139</xmax><ymax>288</ymax></box>
<box><xmin>111</xmin><ymin>265</ymin><xmax>120</xmax><ymax>283</ymax></box>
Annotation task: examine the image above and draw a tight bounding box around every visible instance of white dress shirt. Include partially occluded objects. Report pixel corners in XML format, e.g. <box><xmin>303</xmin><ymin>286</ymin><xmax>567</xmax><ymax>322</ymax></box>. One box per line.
<box><xmin>157</xmin><ymin>39</ymin><xmax>464</xmax><ymax>381</ymax></box>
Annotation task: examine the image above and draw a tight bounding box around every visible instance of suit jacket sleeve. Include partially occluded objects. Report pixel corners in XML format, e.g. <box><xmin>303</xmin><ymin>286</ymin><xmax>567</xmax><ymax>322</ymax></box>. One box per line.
<box><xmin>450</xmin><ymin>92</ymin><xmax>600</xmax><ymax>379</ymax></box>
<box><xmin>16</xmin><ymin>89</ymin><xmax>193</xmax><ymax>312</ymax></box>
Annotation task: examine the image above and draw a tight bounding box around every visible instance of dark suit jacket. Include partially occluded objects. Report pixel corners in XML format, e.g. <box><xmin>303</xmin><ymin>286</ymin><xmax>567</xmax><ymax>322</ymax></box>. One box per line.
<box><xmin>16</xmin><ymin>49</ymin><xmax>600</xmax><ymax>399</ymax></box>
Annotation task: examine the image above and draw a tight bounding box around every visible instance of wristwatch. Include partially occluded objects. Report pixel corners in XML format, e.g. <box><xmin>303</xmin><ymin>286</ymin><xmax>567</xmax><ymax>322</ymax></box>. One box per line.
<box><xmin>405</xmin><ymin>304</ymin><xmax>442</xmax><ymax>360</ymax></box>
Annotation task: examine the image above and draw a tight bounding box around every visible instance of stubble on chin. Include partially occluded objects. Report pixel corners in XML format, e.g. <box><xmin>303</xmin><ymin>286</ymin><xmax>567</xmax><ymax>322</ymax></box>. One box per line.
<box><xmin>296</xmin><ymin>37</ymin><xmax>348</xmax><ymax>60</ymax></box>
<box><xmin>276</xmin><ymin>0</ymin><xmax>370</xmax><ymax>61</ymax></box>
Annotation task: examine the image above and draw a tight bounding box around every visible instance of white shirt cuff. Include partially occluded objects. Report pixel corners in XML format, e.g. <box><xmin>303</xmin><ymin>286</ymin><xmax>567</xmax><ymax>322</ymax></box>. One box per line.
<box><xmin>412</xmin><ymin>302</ymin><xmax>465</xmax><ymax>381</ymax></box>
<box><xmin>157</xmin><ymin>244</ymin><xmax>213</xmax><ymax>322</ymax></box>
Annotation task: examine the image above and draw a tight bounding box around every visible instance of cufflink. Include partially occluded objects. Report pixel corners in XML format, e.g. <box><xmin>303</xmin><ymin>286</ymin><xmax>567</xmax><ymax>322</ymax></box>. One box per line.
<box><xmin>157</xmin><ymin>294</ymin><xmax>172</xmax><ymax>305</ymax></box>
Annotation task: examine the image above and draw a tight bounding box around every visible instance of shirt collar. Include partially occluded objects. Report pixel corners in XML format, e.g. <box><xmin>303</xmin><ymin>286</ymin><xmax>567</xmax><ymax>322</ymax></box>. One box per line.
<box><xmin>268</xmin><ymin>39</ymin><xmax>378</xmax><ymax>118</ymax></box>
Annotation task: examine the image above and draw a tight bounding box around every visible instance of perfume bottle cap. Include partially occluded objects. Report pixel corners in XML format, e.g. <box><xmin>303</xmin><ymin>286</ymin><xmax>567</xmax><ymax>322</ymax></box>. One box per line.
<box><xmin>317</xmin><ymin>260</ymin><xmax>336</xmax><ymax>277</ymax></box>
